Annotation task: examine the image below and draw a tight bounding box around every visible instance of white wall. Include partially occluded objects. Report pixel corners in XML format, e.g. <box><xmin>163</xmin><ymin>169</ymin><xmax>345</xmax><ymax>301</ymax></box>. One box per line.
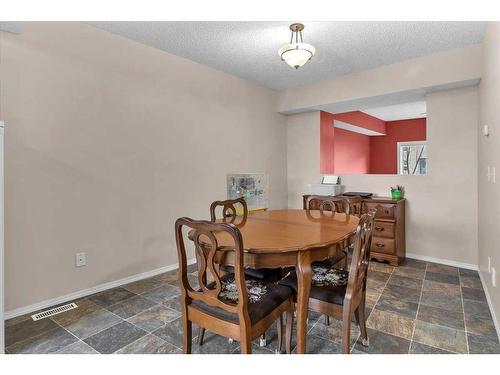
<box><xmin>0</xmin><ymin>23</ymin><xmax>288</xmax><ymax>312</ymax></box>
<box><xmin>478</xmin><ymin>22</ymin><xmax>500</xmax><ymax>330</ymax></box>
<box><xmin>287</xmin><ymin>87</ymin><xmax>479</xmax><ymax>266</ymax></box>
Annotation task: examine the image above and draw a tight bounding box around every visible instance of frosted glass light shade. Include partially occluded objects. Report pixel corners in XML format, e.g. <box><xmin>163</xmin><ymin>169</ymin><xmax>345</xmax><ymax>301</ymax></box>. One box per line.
<box><xmin>278</xmin><ymin>42</ymin><xmax>316</xmax><ymax>69</ymax></box>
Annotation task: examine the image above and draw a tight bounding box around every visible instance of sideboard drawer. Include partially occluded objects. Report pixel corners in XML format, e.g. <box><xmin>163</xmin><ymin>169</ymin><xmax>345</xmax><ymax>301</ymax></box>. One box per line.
<box><xmin>373</xmin><ymin>220</ymin><xmax>395</xmax><ymax>238</ymax></box>
<box><xmin>370</xmin><ymin>237</ymin><xmax>395</xmax><ymax>255</ymax></box>
<box><xmin>364</xmin><ymin>203</ymin><xmax>395</xmax><ymax>219</ymax></box>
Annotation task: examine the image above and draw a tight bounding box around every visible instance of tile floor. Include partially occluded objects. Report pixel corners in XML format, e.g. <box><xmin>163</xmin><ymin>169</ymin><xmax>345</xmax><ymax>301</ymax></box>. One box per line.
<box><xmin>4</xmin><ymin>259</ymin><xmax>500</xmax><ymax>354</ymax></box>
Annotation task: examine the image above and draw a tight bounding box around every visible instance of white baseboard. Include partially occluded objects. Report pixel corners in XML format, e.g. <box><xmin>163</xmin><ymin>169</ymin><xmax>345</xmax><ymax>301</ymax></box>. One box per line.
<box><xmin>406</xmin><ymin>253</ymin><xmax>478</xmax><ymax>270</ymax></box>
<box><xmin>4</xmin><ymin>258</ymin><xmax>197</xmax><ymax>320</ymax></box>
<box><xmin>478</xmin><ymin>270</ymin><xmax>500</xmax><ymax>341</ymax></box>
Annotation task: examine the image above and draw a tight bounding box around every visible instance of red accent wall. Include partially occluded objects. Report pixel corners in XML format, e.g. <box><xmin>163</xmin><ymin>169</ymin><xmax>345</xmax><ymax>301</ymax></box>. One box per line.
<box><xmin>333</xmin><ymin>128</ymin><xmax>371</xmax><ymax>174</ymax></box>
<box><xmin>320</xmin><ymin>110</ymin><xmax>386</xmax><ymax>174</ymax></box>
<box><xmin>320</xmin><ymin>111</ymin><xmax>335</xmax><ymax>174</ymax></box>
<box><xmin>370</xmin><ymin>118</ymin><xmax>427</xmax><ymax>174</ymax></box>
<box><xmin>319</xmin><ymin>110</ymin><xmax>426</xmax><ymax>174</ymax></box>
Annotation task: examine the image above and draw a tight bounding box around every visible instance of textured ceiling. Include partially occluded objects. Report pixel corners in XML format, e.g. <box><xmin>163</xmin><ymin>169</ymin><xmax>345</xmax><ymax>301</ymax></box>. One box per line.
<box><xmin>89</xmin><ymin>22</ymin><xmax>486</xmax><ymax>90</ymax></box>
<box><xmin>363</xmin><ymin>101</ymin><xmax>427</xmax><ymax>121</ymax></box>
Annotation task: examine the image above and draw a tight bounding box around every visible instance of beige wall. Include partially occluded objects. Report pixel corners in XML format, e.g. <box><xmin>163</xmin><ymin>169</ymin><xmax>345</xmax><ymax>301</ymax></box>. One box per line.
<box><xmin>478</xmin><ymin>22</ymin><xmax>500</xmax><ymax>330</ymax></box>
<box><xmin>287</xmin><ymin>87</ymin><xmax>479</xmax><ymax>266</ymax></box>
<box><xmin>0</xmin><ymin>23</ymin><xmax>288</xmax><ymax>311</ymax></box>
<box><xmin>277</xmin><ymin>44</ymin><xmax>482</xmax><ymax>114</ymax></box>
<box><xmin>286</xmin><ymin>111</ymin><xmax>320</xmax><ymax>208</ymax></box>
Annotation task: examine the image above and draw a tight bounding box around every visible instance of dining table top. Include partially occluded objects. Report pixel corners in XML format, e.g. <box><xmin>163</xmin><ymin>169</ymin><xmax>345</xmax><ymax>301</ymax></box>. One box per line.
<box><xmin>213</xmin><ymin>209</ymin><xmax>359</xmax><ymax>254</ymax></box>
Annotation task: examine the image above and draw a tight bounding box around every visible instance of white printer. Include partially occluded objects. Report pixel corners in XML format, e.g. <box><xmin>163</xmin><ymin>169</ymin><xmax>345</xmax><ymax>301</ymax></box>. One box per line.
<box><xmin>307</xmin><ymin>175</ymin><xmax>343</xmax><ymax>196</ymax></box>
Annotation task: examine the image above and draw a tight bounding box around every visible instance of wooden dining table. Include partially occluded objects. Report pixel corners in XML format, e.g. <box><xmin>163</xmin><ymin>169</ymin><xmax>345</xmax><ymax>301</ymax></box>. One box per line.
<box><xmin>210</xmin><ymin>208</ymin><xmax>359</xmax><ymax>354</ymax></box>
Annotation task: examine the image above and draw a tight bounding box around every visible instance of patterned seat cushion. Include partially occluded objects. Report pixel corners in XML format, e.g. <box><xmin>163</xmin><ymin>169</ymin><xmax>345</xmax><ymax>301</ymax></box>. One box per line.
<box><xmin>279</xmin><ymin>262</ymin><xmax>349</xmax><ymax>305</ymax></box>
<box><xmin>191</xmin><ymin>273</ymin><xmax>292</xmax><ymax>324</ymax></box>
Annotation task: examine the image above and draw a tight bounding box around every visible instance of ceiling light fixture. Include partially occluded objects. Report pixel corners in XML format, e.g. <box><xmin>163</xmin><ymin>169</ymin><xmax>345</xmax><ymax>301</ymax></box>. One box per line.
<box><xmin>278</xmin><ymin>23</ymin><xmax>316</xmax><ymax>69</ymax></box>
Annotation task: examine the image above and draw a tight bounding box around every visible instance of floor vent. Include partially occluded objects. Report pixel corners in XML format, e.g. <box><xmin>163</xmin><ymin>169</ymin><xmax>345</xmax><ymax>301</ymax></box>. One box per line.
<box><xmin>31</xmin><ymin>303</ymin><xmax>78</xmax><ymax>321</ymax></box>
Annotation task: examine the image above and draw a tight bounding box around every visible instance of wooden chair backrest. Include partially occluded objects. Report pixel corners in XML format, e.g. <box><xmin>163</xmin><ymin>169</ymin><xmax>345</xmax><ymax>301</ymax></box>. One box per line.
<box><xmin>210</xmin><ymin>197</ymin><xmax>248</xmax><ymax>226</ymax></box>
<box><xmin>345</xmin><ymin>210</ymin><xmax>376</xmax><ymax>301</ymax></box>
<box><xmin>306</xmin><ymin>195</ymin><xmax>350</xmax><ymax>215</ymax></box>
<box><xmin>343</xmin><ymin>196</ymin><xmax>363</xmax><ymax>217</ymax></box>
<box><xmin>175</xmin><ymin>217</ymin><xmax>251</xmax><ymax>325</ymax></box>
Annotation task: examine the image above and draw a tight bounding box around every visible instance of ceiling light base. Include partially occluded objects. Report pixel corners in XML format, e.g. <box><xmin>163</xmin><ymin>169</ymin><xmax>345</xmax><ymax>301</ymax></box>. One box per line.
<box><xmin>289</xmin><ymin>23</ymin><xmax>304</xmax><ymax>32</ymax></box>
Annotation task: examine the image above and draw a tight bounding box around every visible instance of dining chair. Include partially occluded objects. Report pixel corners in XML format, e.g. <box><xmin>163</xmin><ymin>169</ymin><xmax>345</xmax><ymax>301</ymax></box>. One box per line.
<box><xmin>210</xmin><ymin>197</ymin><xmax>248</xmax><ymax>226</ymax></box>
<box><xmin>175</xmin><ymin>217</ymin><xmax>294</xmax><ymax>354</ymax></box>
<box><xmin>304</xmin><ymin>195</ymin><xmax>352</xmax><ymax>326</ymax></box>
<box><xmin>210</xmin><ymin>197</ymin><xmax>283</xmax><ymax>281</ymax></box>
<box><xmin>279</xmin><ymin>211</ymin><xmax>376</xmax><ymax>353</ymax></box>
<box><xmin>210</xmin><ymin>198</ymin><xmax>275</xmax><ymax>278</ymax></box>
<box><xmin>305</xmin><ymin>195</ymin><xmax>351</xmax><ymax>215</ymax></box>
<box><xmin>342</xmin><ymin>195</ymin><xmax>363</xmax><ymax>217</ymax></box>
<box><xmin>339</xmin><ymin>195</ymin><xmax>363</xmax><ymax>269</ymax></box>
<box><xmin>305</xmin><ymin>195</ymin><xmax>351</xmax><ymax>269</ymax></box>
<box><xmin>207</xmin><ymin>197</ymin><xmax>284</xmax><ymax>347</ymax></box>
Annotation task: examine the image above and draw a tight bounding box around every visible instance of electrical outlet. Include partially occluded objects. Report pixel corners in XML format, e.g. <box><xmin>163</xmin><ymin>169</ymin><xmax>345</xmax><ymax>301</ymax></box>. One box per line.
<box><xmin>488</xmin><ymin>256</ymin><xmax>492</xmax><ymax>273</ymax></box>
<box><xmin>487</xmin><ymin>166</ymin><xmax>491</xmax><ymax>181</ymax></box>
<box><xmin>483</xmin><ymin>124</ymin><xmax>490</xmax><ymax>136</ymax></box>
<box><xmin>492</xmin><ymin>167</ymin><xmax>496</xmax><ymax>183</ymax></box>
<box><xmin>493</xmin><ymin>267</ymin><xmax>497</xmax><ymax>288</ymax></box>
<box><xmin>75</xmin><ymin>252</ymin><xmax>86</xmax><ymax>267</ymax></box>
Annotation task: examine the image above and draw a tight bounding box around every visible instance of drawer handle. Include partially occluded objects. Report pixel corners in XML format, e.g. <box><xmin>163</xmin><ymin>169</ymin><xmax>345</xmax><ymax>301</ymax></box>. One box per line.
<box><xmin>375</xmin><ymin>243</ymin><xmax>385</xmax><ymax>248</ymax></box>
<box><xmin>375</xmin><ymin>227</ymin><xmax>384</xmax><ymax>232</ymax></box>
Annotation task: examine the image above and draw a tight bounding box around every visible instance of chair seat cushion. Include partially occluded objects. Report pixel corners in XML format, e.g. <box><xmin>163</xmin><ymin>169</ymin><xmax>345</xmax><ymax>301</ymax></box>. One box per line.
<box><xmin>279</xmin><ymin>263</ymin><xmax>349</xmax><ymax>306</ymax></box>
<box><xmin>191</xmin><ymin>274</ymin><xmax>292</xmax><ymax>324</ymax></box>
<box><xmin>316</xmin><ymin>253</ymin><xmax>347</xmax><ymax>268</ymax></box>
<box><xmin>220</xmin><ymin>265</ymin><xmax>283</xmax><ymax>282</ymax></box>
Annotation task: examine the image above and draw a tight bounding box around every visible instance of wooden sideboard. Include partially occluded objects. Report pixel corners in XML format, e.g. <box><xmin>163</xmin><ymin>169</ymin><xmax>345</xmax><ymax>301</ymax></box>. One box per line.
<box><xmin>302</xmin><ymin>195</ymin><xmax>406</xmax><ymax>266</ymax></box>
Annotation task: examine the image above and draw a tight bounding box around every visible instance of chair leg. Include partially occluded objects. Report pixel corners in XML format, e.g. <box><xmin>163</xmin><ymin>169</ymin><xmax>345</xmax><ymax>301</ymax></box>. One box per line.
<box><xmin>182</xmin><ymin>316</ymin><xmax>192</xmax><ymax>354</ymax></box>
<box><xmin>276</xmin><ymin>314</ymin><xmax>283</xmax><ymax>354</ymax></box>
<box><xmin>343</xmin><ymin>250</ymin><xmax>348</xmax><ymax>270</ymax></box>
<box><xmin>325</xmin><ymin>315</ymin><xmax>330</xmax><ymax>326</ymax></box>
<box><xmin>240</xmin><ymin>337</ymin><xmax>252</xmax><ymax>354</ymax></box>
<box><xmin>341</xmin><ymin>307</ymin><xmax>352</xmax><ymax>354</ymax></box>
<box><xmin>356</xmin><ymin>299</ymin><xmax>369</xmax><ymax>347</ymax></box>
<box><xmin>285</xmin><ymin>301</ymin><xmax>294</xmax><ymax>354</ymax></box>
<box><xmin>197</xmin><ymin>327</ymin><xmax>205</xmax><ymax>346</ymax></box>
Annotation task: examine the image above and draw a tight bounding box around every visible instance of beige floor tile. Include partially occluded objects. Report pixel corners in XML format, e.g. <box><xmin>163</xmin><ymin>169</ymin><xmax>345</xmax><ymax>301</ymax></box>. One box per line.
<box><xmin>413</xmin><ymin>320</ymin><xmax>467</xmax><ymax>353</ymax></box>
<box><xmin>367</xmin><ymin>308</ymin><xmax>415</xmax><ymax>339</ymax></box>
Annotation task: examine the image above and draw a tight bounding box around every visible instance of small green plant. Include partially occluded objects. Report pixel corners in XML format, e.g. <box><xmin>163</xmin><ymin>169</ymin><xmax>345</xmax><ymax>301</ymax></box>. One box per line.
<box><xmin>390</xmin><ymin>185</ymin><xmax>404</xmax><ymax>199</ymax></box>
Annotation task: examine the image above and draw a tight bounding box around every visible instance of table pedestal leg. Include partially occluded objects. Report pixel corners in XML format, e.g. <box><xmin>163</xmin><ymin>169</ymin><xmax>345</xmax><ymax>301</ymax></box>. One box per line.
<box><xmin>295</xmin><ymin>251</ymin><xmax>312</xmax><ymax>354</ymax></box>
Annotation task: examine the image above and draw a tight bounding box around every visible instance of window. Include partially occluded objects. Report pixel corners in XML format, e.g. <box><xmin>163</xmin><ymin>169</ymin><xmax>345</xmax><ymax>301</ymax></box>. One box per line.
<box><xmin>398</xmin><ymin>141</ymin><xmax>427</xmax><ymax>175</ymax></box>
